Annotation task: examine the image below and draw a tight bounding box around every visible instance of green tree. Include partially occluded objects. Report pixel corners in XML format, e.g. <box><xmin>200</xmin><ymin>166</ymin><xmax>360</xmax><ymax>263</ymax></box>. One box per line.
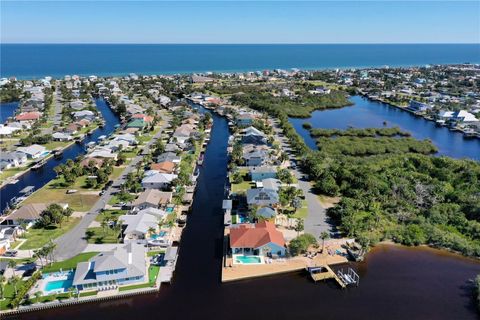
<box><xmin>319</xmin><ymin>231</ymin><xmax>330</xmax><ymax>253</ymax></box>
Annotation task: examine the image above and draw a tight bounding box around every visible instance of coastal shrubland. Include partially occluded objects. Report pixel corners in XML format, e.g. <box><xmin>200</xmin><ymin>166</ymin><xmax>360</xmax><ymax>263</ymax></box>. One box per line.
<box><xmin>289</xmin><ymin>233</ymin><xmax>318</xmax><ymax>256</ymax></box>
<box><xmin>206</xmin><ymin>82</ymin><xmax>352</xmax><ymax>117</ymax></box>
<box><xmin>231</xmin><ymin>88</ymin><xmax>480</xmax><ymax>257</ymax></box>
<box><xmin>316</xmin><ymin>136</ymin><xmax>437</xmax><ymax>156</ymax></box>
<box><xmin>309</xmin><ymin>127</ymin><xmax>411</xmax><ymax>138</ymax></box>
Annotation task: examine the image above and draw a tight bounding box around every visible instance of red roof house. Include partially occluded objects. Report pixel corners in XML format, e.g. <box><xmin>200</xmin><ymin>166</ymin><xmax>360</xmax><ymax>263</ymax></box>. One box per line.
<box><xmin>229</xmin><ymin>221</ymin><xmax>286</xmax><ymax>257</ymax></box>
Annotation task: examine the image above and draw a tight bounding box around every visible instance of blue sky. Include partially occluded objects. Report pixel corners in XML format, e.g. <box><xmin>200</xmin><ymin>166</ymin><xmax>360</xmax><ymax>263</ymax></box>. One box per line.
<box><xmin>1</xmin><ymin>1</ymin><xmax>479</xmax><ymax>43</ymax></box>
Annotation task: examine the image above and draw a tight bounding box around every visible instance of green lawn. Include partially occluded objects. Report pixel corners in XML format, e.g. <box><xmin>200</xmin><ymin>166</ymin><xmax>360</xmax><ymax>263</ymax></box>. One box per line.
<box><xmin>0</xmin><ymin>167</ymin><xmax>26</xmax><ymax>183</ymax></box>
<box><xmin>147</xmin><ymin>250</ymin><xmax>165</xmax><ymax>257</ymax></box>
<box><xmin>290</xmin><ymin>200</ymin><xmax>309</xmax><ymax>219</ymax></box>
<box><xmin>148</xmin><ymin>265</ymin><xmax>160</xmax><ymax>283</ymax></box>
<box><xmin>0</xmin><ymin>278</ymin><xmax>26</xmax><ymax>310</ymax></box>
<box><xmin>118</xmin><ymin>265</ymin><xmax>159</xmax><ymax>292</ymax></box>
<box><xmin>79</xmin><ymin>291</ymin><xmax>98</xmax><ymax>297</ymax></box>
<box><xmin>42</xmin><ymin>252</ymin><xmax>98</xmax><ymax>273</ymax></box>
<box><xmin>95</xmin><ymin>209</ymin><xmax>126</xmax><ymax>222</ymax></box>
<box><xmin>20</xmin><ymin>218</ymin><xmax>80</xmax><ymax>250</ymax></box>
<box><xmin>110</xmin><ymin>166</ymin><xmax>125</xmax><ymax>180</ymax></box>
<box><xmin>43</xmin><ymin>141</ymin><xmax>71</xmax><ymax>150</ymax></box>
<box><xmin>230</xmin><ymin>168</ymin><xmax>252</xmax><ymax>194</ymax></box>
<box><xmin>85</xmin><ymin>227</ymin><xmax>120</xmax><ymax>244</ymax></box>
<box><xmin>23</xmin><ymin>177</ymin><xmax>100</xmax><ymax>211</ymax></box>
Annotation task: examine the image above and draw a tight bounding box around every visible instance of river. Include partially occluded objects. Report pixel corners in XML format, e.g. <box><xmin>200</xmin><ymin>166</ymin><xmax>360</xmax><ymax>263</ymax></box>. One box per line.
<box><xmin>289</xmin><ymin>96</ymin><xmax>480</xmax><ymax>161</ymax></box>
<box><xmin>18</xmin><ymin>105</ymin><xmax>480</xmax><ymax>320</ymax></box>
<box><xmin>0</xmin><ymin>98</ymin><xmax>120</xmax><ymax>211</ymax></box>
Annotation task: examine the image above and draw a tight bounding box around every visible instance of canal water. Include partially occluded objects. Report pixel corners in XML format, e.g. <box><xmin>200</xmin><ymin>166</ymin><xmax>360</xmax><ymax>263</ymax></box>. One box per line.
<box><xmin>289</xmin><ymin>96</ymin><xmax>480</xmax><ymax>161</ymax></box>
<box><xmin>19</xmin><ymin>106</ymin><xmax>480</xmax><ymax>320</ymax></box>
<box><xmin>0</xmin><ymin>102</ymin><xmax>19</xmax><ymax>123</ymax></box>
<box><xmin>0</xmin><ymin>98</ymin><xmax>120</xmax><ymax>211</ymax></box>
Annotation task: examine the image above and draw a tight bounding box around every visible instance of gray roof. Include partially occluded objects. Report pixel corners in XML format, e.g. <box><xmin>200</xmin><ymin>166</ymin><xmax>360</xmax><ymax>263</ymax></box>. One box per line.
<box><xmin>157</xmin><ymin>152</ymin><xmax>181</xmax><ymax>163</ymax></box>
<box><xmin>250</xmin><ymin>166</ymin><xmax>276</xmax><ymax>174</ymax></box>
<box><xmin>257</xmin><ymin>207</ymin><xmax>276</xmax><ymax>219</ymax></box>
<box><xmin>246</xmin><ymin>188</ymin><xmax>279</xmax><ymax>206</ymax></box>
<box><xmin>72</xmin><ymin>243</ymin><xmax>146</xmax><ymax>286</ymax></box>
<box><xmin>164</xmin><ymin>246</ymin><xmax>178</xmax><ymax>261</ymax></box>
<box><xmin>222</xmin><ymin>200</ymin><xmax>233</xmax><ymax>210</ymax></box>
<box><xmin>262</xmin><ymin>178</ymin><xmax>282</xmax><ymax>191</ymax></box>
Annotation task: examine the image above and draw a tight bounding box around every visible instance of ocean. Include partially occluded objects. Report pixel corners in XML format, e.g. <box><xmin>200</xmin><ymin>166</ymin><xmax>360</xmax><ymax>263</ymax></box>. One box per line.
<box><xmin>1</xmin><ymin>44</ymin><xmax>479</xmax><ymax>79</ymax></box>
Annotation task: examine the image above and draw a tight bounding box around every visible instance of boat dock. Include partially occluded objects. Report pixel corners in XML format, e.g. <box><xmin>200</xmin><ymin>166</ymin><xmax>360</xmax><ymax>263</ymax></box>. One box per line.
<box><xmin>307</xmin><ymin>265</ymin><xmax>359</xmax><ymax>288</ymax></box>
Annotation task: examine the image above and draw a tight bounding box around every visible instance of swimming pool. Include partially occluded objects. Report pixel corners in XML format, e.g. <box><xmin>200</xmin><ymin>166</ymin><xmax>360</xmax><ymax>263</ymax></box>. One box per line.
<box><xmin>166</xmin><ymin>207</ymin><xmax>174</xmax><ymax>213</ymax></box>
<box><xmin>43</xmin><ymin>271</ymin><xmax>74</xmax><ymax>293</ymax></box>
<box><xmin>234</xmin><ymin>255</ymin><xmax>263</xmax><ymax>264</ymax></box>
<box><xmin>151</xmin><ymin>231</ymin><xmax>167</xmax><ymax>239</ymax></box>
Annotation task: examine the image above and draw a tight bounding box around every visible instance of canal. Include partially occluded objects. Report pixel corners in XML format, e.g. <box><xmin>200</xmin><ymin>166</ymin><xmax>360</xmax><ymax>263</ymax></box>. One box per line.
<box><xmin>0</xmin><ymin>98</ymin><xmax>120</xmax><ymax>211</ymax></box>
<box><xmin>289</xmin><ymin>95</ymin><xmax>480</xmax><ymax>160</ymax></box>
<box><xmin>0</xmin><ymin>101</ymin><xmax>19</xmax><ymax>123</ymax></box>
<box><xmin>20</xmin><ymin>105</ymin><xmax>480</xmax><ymax>320</ymax></box>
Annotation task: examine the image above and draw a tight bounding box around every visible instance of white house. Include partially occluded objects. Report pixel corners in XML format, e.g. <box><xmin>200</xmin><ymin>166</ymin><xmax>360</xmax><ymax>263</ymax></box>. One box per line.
<box><xmin>17</xmin><ymin>144</ymin><xmax>48</xmax><ymax>159</ymax></box>
<box><xmin>141</xmin><ymin>172</ymin><xmax>177</xmax><ymax>189</ymax></box>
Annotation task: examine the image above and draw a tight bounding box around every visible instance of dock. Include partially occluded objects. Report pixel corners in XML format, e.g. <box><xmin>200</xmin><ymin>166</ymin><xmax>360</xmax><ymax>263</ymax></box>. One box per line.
<box><xmin>308</xmin><ymin>265</ymin><xmax>359</xmax><ymax>288</ymax></box>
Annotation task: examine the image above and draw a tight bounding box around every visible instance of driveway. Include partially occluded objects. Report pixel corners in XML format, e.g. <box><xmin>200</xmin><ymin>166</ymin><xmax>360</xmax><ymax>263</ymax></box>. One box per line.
<box><xmin>54</xmin><ymin>114</ymin><xmax>170</xmax><ymax>260</ymax></box>
<box><xmin>271</xmin><ymin>119</ymin><xmax>332</xmax><ymax>238</ymax></box>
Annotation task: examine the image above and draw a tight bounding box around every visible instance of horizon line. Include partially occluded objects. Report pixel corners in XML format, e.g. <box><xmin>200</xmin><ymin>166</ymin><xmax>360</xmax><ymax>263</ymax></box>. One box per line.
<box><xmin>2</xmin><ymin>42</ymin><xmax>480</xmax><ymax>45</ymax></box>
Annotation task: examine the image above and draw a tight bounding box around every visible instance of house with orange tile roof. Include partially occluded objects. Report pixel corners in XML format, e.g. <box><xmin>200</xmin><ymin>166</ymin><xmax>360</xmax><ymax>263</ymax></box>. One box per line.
<box><xmin>229</xmin><ymin>221</ymin><xmax>286</xmax><ymax>258</ymax></box>
<box><xmin>15</xmin><ymin>111</ymin><xmax>42</xmax><ymax>122</ymax></box>
<box><xmin>150</xmin><ymin>161</ymin><xmax>176</xmax><ymax>174</ymax></box>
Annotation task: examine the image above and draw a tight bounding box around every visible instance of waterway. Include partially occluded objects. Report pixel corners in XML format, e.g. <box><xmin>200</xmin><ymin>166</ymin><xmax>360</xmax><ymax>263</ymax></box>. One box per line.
<box><xmin>0</xmin><ymin>98</ymin><xmax>120</xmax><ymax>211</ymax></box>
<box><xmin>18</xmin><ymin>105</ymin><xmax>480</xmax><ymax>320</ymax></box>
<box><xmin>0</xmin><ymin>102</ymin><xmax>19</xmax><ymax>123</ymax></box>
<box><xmin>289</xmin><ymin>96</ymin><xmax>480</xmax><ymax>161</ymax></box>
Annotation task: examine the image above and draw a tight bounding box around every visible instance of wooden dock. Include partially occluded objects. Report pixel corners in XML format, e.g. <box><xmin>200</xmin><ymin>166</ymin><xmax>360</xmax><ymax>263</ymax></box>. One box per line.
<box><xmin>308</xmin><ymin>265</ymin><xmax>346</xmax><ymax>288</ymax></box>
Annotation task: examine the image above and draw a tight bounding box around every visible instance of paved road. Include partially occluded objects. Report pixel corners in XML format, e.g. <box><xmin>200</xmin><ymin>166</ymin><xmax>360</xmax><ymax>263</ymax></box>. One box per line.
<box><xmin>54</xmin><ymin>113</ymin><xmax>170</xmax><ymax>260</ymax></box>
<box><xmin>271</xmin><ymin>119</ymin><xmax>332</xmax><ymax>238</ymax></box>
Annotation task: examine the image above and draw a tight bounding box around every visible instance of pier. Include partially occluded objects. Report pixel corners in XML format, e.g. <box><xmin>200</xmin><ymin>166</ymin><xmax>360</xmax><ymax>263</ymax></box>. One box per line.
<box><xmin>307</xmin><ymin>265</ymin><xmax>359</xmax><ymax>288</ymax></box>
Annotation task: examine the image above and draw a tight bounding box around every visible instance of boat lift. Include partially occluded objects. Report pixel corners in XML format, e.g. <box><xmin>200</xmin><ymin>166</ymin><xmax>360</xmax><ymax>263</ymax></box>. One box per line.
<box><xmin>337</xmin><ymin>268</ymin><xmax>360</xmax><ymax>287</ymax></box>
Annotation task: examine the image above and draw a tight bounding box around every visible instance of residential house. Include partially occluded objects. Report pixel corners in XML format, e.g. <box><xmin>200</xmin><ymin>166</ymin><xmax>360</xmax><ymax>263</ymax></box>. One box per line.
<box><xmin>261</xmin><ymin>178</ymin><xmax>282</xmax><ymax>192</ymax></box>
<box><xmin>72</xmin><ymin>110</ymin><xmax>95</xmax><ymax>121</ymax></box>
<box><xmin>72</xmin><ymin>243</ymin><xmax>147</xmax><ymax>291</ymax></box>
<box><xmin>257</xmin><ymin>207</ymin><xmax>277</xmax><ymax>219</ymax></box>
<box><xmin>17</xmin><ymin>144</ymin><xmax>48</xmax><ymax>159</ymax></box>
<box><xmin>69</xmin><ymin>100</ymin><xmax>86</xmax><ymax>110</ymax></box>
<box><xmin>126</xmin><ymin>119</ymin><xmax>147</xmax><ymax>130</ymax></box>
<box><xmin>119</xmin><ymin>208</ymin><xmax>167</xmax><ymax>243</ymax></box>
<box><xmin>133</xmin><ymin>189</ymin><xmax>172</xmax><ymax>209</ymax></box>
<box><xmin>229</xmin><ymin>221</ymin><xmax>286</xmax><ymax>257</ymax></box>
<box><xmin>249</xmin><ymin>166</ymin><xmax>277</xmax><ymax>182</ymax></box>
<box><xmin>141</xmin><ymin>172</ymin><xmax>177</xmax><ymax>189</ymax></box>
<box><xmin>156</xmin><ymin>152</ymin><xmax>181</xmax><ymax>164</ymax></box>
<box><xmin>150</xmin><ymin>161</ymin><xmax>176</xmax><ymax>174</ymax></box>
<box><xmin>0</xmin><ymin>151</ymin><xmax>28</xmax><ymax>168</ymax></box>
<box><xmin>2</xmin><ymin>203</ymin><xmax>48</xmax><ymax>226</ymax></box>
<box><xmin>246</xmin><ymin>188</ymin><xmax>279</xmax><ymax>207</ymax></box>
<box><xmin>15</xmin><ymin>112</ymin><xmax>42</xmax><ymax>123</ymax></box>
<box><xmin>408</xmin><ymin>100</ymin><xmax>433</xmax><ymax>113</ymax></box>
<box><xmin>52</xmin><ymin>132</ymin><xmax>73</xmax><ymax>141</ymax></box>
<box><xmin>65</xmin><ymin>123</ymin><xmax>80</xmax><ymax>134</ymax></box>
<box><xmin>236</xmin><ymin>114</ymin><xmax>255</xmax><ymax>127</ymax></box>
<box><xmin>241</xmin><ymin>126</ymin><xmax>267</xmax><ymax>145</ymax></box>
<box><xmin>80</xmin><ymin>157</ymin><xmax>105</xmax><ymax>168</ymax></box>
<box><xmin>243</xmin><ymin>146</ymin><xmax>268</xmax><ymax>167</ymax></box>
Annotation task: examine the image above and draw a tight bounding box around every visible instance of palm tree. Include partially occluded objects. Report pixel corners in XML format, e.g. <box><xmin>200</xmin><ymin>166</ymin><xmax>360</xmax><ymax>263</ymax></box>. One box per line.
<box><xmin>0</xmin><ymin>275</ymin><xmax>5</xmax><ymax>300</ymax></box>
<box><xmin>34</xmin><ymin>291</ymin><xmax>42</xmax><ymax>304</ymax></box>
<box><xmin>147</xmin><ymin>226</ymin><xmax>156</xmax><ymax>237</ymax></box>
<box><xmin>8</xmin><ymin>275</ymin><xmax>20</xmax><ymax>296</ymax></box>
<box><xmin>101</xmin><ymin>218</ymin><xmax>109</xmax><ymax>236</ymax></box>
<box><xmin>7</xmin><ymin>260</ymin><xmax>16</xmax><ymax>272</ymax></box>
<box><xmin>320</xmin><ymin>231</ymin><xmax>330</xmax><ymax>253</ymax></box>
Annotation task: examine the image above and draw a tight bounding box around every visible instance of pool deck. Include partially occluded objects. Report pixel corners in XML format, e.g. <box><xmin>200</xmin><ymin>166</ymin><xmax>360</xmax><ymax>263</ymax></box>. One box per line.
<box><xmin>222</xmin><ymin>253</ymin><xmax>348</xmax><ymax>283</ymax></box>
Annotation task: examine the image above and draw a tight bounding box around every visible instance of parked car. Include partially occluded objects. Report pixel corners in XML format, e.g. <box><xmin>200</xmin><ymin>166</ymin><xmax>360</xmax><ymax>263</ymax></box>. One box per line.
<box><xmin>3</xmin><ymin>250</ymin><xmax>18</xmax><ymax>257</ymax></box>
<box><xmin>22</xmin><ymin>265</ymin><xmax>37</xmax><ymax>277</ymax></box>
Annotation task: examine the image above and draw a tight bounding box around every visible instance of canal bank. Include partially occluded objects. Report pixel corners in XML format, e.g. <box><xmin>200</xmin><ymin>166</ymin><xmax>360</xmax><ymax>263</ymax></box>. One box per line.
<box><xmin>16</xmin><ymin>104</ymin><xmax>480</xmax><ymax>320</ymax></box>
<box><xmin>0</xmin><ymin>98</ymin><xmax>120</xmax><ymax>212</ymax></box>
<box><xmin>289</xmin><ymin>95</ymin><xmax>480</xmax><ymax>161</ymax></box>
